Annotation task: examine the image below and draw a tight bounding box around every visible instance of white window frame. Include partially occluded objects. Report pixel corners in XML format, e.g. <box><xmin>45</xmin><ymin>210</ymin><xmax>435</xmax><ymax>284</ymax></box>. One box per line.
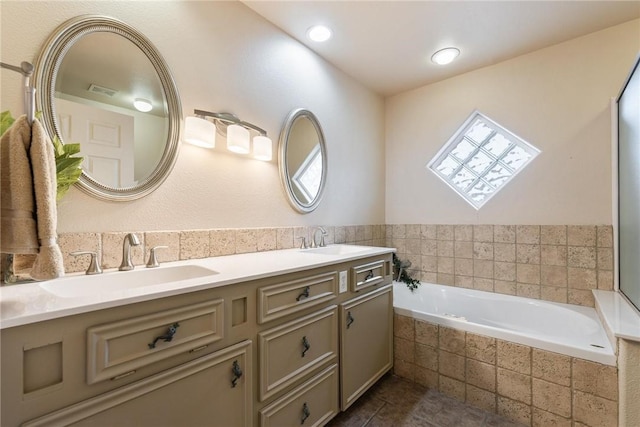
<box><xmin>292</xmin><ymin>144</ymin><xmax>322</xmax><ymax>204</ymax></box>
<box><xmin>427</xmin><ymin>110</ymin><xmax>540</xmax><ymax>210</ymax></box>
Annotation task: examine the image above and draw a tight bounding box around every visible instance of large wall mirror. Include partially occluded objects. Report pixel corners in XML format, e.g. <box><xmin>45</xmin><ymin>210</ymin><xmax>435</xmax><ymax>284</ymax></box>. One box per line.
<box><xmin>34</xmin><ymin>15</ymin><xmax>182</xmax><ymax>201</ymax></box>
<box><xmin>279</xmin><ymin>109</ymin><xmax>327</xmax><ymax>213</ymax></box>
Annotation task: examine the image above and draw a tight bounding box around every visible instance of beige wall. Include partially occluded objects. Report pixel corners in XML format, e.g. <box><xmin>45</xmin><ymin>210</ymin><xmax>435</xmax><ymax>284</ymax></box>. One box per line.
<box><xmin>0</xmin><ymin>1</ymin><xmax>386</xmax><ymax>232</ymax></box>
<box><xmin>385</xmin><ymin>19</ymin><xmax>640</xmax><ymax>225</ymax></box>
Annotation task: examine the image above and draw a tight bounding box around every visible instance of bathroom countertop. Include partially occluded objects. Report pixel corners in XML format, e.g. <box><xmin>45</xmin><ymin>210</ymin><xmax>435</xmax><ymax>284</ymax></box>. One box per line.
<box><xmin>593</xmin><ymin>289</ymin><xmax>640</xmax><ymax>343</ymax></box>
<box><xmin>0</xmin><ymin>245</ymin><xmax>395</xmax><ymax>330</ymax></box>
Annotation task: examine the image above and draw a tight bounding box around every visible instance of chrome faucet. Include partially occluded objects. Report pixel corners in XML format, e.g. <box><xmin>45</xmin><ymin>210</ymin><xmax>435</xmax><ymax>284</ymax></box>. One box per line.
<box><xmin>119</xmin><ymin>233</ymin><xmax>141</xmax><ymax>271</ymax></box>
<box><xmin>310</xmin><ymin>227</ymin><xmax>328</xmax><ymax>248</ymax></box>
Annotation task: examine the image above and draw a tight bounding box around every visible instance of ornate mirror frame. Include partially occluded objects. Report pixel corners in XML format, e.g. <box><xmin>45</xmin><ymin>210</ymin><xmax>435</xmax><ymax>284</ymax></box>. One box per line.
<box><xmin>278</xmin><ymin>108</ymin><xmax>328</xmax><ymax>213</ymax></box>
<box><xmin>34</xmin><ymin>15</ymin><xmax>182</xmax><ymax>201</ymax></box>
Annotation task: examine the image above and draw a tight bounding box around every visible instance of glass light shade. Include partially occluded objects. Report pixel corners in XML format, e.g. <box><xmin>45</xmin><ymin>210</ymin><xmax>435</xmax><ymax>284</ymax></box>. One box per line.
<box><xmin>133</xmin><ymin>98</ymin><xmax>153</xmax><ymax>112</ymax></box>
<box><xmin>183</xmin><ymin>116</ymin><xmax>216</xmax><ymax>148</ymax></box>
<box><xmin>431</xmin><ymin>47</ymin><xmax>460</xmax><ymax>65</ymax></box>
<box><xmin>227</xmin><ymin>124</ymin><xmax>250</xmax><ymax>154</ymax></box>
<box><xmin>253</xmin><ymin>135</ymin><xmax>272</xmax><ymax>161</ymax></box>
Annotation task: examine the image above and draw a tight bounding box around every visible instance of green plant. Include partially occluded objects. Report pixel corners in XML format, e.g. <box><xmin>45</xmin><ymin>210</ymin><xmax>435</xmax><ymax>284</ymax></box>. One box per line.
<box><xmin>1</xmin><ymin>110</ymin><xmax>83</xmax><ymax>201</ymax></box>
<box><xmin>392</xmin><ymin>253</ymin><xmax>421</xmax><ymax>291</ymax></box>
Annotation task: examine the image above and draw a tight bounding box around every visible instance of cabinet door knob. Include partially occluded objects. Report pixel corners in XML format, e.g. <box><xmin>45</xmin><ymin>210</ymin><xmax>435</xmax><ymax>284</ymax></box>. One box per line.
<box><xmin>231</xmin><ymin>360</ymin><xmax>243</xmax><ymax>388</ymax></box>
<box><xmin>301</xmin><ymin>402</ymin><xmax>310</xmax><ymax>425</ymax></box>
<box><xmin>301</xmin><ymin>336</ymin><xmax>310</xmax><ymax>357</ymax></box>
<box><xmin>296</xmin><ymin>286</ymin><xmax>311</xmax><ymax>301</ymax></box>
<box><xmin>148</xmin><ymin>322</ymin><xmax>180</xmax><ymax>349</ymax></box>
<box><xmin>346</xmin><ymin>311</ymin><xmax>355</xmax><ymax>329</ymax></box>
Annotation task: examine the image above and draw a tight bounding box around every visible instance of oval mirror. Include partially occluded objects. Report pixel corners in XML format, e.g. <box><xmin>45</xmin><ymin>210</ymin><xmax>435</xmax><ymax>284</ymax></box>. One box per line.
<box><xmin>34</xmin><ymin>15</ymin><xmax>181</xmax><ymax>201</ymax></box>
<box><xmin>279</xmin><ymin>109</ymin><xmax>327</xmax><ymax>213</ymax></box>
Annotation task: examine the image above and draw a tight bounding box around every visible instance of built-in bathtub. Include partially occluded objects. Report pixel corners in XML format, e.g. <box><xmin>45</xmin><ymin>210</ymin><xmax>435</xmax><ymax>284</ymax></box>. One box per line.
<box><xmin>393</xmin><ymin>281</ymin><xmax>616</xmax><ymax>366</ymax></box>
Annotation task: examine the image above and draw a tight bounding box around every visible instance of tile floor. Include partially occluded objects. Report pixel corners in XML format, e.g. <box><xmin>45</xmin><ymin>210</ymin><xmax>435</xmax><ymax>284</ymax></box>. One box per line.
<box><xmin>328</xmin><ymin>374</ymin><xmax>526</xmax><ymax>427</ymax></box>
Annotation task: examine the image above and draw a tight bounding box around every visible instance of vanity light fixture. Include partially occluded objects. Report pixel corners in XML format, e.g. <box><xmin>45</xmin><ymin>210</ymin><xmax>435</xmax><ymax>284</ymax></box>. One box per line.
<box><xmin>431</xmin><ymin>47</ymin><xmax>460</xmax><ymax>65</ymax></box>
<box><xmin>133</xmin><ymin>98</ymin><xmax>153</xmax><ymax>112</ymax></box>
<box><xmin>307</xmin><ymin>25</ymin><xmax>332</xmax><ymax>42</ymax></box>
<box><xmin>184</xmin><ymin>109</ymin><xmax>272</xmax><ymax>160</ymax></box>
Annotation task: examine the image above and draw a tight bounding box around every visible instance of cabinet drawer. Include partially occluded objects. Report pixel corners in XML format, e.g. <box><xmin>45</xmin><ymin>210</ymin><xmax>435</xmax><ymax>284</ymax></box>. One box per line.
<box><xmin>350</xmin><ymin>259</ymin><xmax>388</xmax><ymax>292</ymax></box>
<box><xmin>87</xmin><ymin>299</ymin><xmax>224</xmax><ymax>384</ymax></box>
<box><xmin>257</xmin><ymin>271</ymin><xmax>338</xmax><ymax>324</ymax></box>
<box><xmin>259</xmin><ymin>305</ymin><xmax>338</xmax><ymax>401</ymax></box>
<box><xmin>259</xmin><ymin>364</ymin><xmax>338</xmax><ymax>427</ymax></box>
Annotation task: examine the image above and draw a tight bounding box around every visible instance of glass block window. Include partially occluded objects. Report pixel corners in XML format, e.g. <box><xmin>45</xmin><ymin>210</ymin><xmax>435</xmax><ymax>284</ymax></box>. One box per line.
<box><xmin>427</xmin><ymin>111</ymin><xmax>540</xmax><ymax>209</ymax></box>
<box><xmin>293</xmin><ymin>145</ymin><xmax>323</xmax><ymax>203</ymax></box>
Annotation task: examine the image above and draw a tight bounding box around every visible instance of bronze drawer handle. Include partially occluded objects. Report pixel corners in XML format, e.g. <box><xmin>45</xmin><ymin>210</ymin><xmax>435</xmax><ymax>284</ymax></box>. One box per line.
<box><xmin>346</xmin><ymin>311</ymin><xmax>355</xmax><ymax>329</ymax></box>
<box><xmin>301</xmin><ymin>402</ymin><xmax>310</xmax><ymax>425</ymax></box>
<box><xmin>231</xmin><ymin>360</ymin><xmax>243</xmax><ymax>388</ymax></box>
<box><xmin>301</xmin><ymin>336</ymin><xmax>310</xmax><ymax>357</ymax></box>
<box><xmin>148</xmin><ymin>322</ymin><xmax>180</xmax><ymax>349</ymax></box>
<box><xmin>364</xmin><ymin>270</ymin><xmax>375</xmax><ymax>281</ymax></box>
<box><xmin>296</xmin><ymin>286</ymin><xmax>311</xmax><ymax>301</ymax></box>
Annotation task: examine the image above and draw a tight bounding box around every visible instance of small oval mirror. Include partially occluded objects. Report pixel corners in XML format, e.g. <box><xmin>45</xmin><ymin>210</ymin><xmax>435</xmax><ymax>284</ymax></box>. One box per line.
<box><xmin>35</xmin><ymin>15</ymin><xmax>181</xmax><ymax>201</ymax></box>
<box><xmin>278</xmin><ymin>109</ymin><xmax>327</xmax><ymax>213</ymax></box>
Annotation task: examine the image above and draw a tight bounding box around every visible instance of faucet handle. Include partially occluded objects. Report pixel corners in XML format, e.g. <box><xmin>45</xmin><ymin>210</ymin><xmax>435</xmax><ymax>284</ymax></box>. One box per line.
<box><xmin>70</xmin><ymin>251</ymin><xmax>103</xmax><ymax>275</ymax></box>
<box><xmin>297</xmin><ymin>237</ymin><xmax>308</xmax><ymax>250</ymax></box>
<box><xmin>146</xmin><ymin>246</ymin><xmax>168</xmax><ymax>268</ymax></box>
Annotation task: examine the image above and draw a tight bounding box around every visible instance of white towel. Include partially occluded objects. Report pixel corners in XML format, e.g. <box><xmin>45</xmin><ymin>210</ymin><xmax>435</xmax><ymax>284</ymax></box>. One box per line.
<box><xmin>29</xmin><ymin>118</ymin><xmax>65</xmax><ymax>280</ymax></box>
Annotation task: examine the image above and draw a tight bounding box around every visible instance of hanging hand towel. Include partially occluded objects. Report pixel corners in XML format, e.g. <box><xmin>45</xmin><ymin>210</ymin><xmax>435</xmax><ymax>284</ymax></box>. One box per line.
<box><xmin>0</xmin><ymin>115</ymin><xmax>39</xmax><ymax>254</ymax></box>
<box><xmin>29</xmin><ymin>118</ymin><xmax>65</xmax><ymax>280</ymax></box>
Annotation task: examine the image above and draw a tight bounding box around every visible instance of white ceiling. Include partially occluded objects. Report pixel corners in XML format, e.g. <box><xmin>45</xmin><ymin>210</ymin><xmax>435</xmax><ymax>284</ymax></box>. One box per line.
<box><xmin>243</xmin><ymin>1</ymin><xmax>640</xmax><ymax>96</ymax></box>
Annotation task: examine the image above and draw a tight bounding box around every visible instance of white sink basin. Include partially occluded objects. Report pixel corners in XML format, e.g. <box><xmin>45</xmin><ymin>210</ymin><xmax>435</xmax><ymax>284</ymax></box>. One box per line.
<box><xmin>39</xmin><ymin>265</ymin><xmax>218</xmax><ymax>298</ymax></box>
<box><xmin>301</xmin><ymin>245</ymin><xmax>372</xmax><ymax>255</ymax></box>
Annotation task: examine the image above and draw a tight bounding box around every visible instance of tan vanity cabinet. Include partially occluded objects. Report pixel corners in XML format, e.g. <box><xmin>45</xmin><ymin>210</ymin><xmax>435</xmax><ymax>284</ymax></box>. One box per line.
<box><xmin>350</xmin><ymin>258</ymin><xmax>389</xmax><ymax>292</ymax></box>
<box><xmin>339</xmin><ymin>284</ymin><xmax>393</xmax><ymax>410</ymax></box>
<box><xmin>23</xmin><ymin>340</ymin><xmax>253</xmax><ymax>427</ymax></box>
<box><xmin>259</xmin><ymin>364</ymin><xmax>339</xmax><ymax>427</ymax></box>
<box><xmin>258</xmin><ymin>305</ymin><xmax>338</xmax><ymax>401</ymax></box>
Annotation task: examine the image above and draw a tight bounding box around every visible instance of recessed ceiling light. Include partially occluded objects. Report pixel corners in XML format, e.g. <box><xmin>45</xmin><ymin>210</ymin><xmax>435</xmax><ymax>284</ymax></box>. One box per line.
<box><xmin>307</xmin><ymin>25</ymin><xmax>332</xmax><ymax>42</ymax></box>
<box><xmin>431</xmin><ymin>47</ymin><xmax>460</xmax><ymax>65</ymax></box>
<box><xmin>133</xmin><ymin>98</ymin><xmax>152</xmax><ymax>112</ymax></box>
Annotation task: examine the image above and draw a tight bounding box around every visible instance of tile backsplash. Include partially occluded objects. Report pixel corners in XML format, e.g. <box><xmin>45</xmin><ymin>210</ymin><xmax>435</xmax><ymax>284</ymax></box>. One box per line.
<box><xmin>388</xmin><ymin>224</ymin><xmax>613</xmax><ymax>308</ymax></box>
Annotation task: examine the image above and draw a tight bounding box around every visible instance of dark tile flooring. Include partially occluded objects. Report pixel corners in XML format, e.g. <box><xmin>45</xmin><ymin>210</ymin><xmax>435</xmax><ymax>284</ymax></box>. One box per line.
<box><xmin>327</xmin><ymin>375</ymin><xmax>525</xmax><ymax>427</ymax></box>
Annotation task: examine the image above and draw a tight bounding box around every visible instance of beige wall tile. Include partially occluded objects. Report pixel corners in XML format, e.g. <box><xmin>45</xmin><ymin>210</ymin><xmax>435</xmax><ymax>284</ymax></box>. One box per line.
<box><xmin>345</xmin><ymin>226</ymin><xmax>356</xmax><ymax>243</ymax></box>
<box><xmin>568</xmin><ymin>289</ymin><xmax>595</xmax><ymax>307</ymax></box>
<box><xmin>474</xmin><ymin>225</ymin><xmax>494</xmax><ymax>242</ymax></box>
<box><xmin>516</xmin><ymin>225</ymin><xmax>540</xmax><ymax>244</ymax></box>
<box><xmin>392</xmin><ymin>238</ymin><xmax>406</xmax><ymax>255</ymax></box>
<box><xmin>59</xmin><ymin>232</ymin><xmax>101</xmax><ymax>273</ymax></box>
<box><xmin>438</xmin><ymin>257</ymin><xmax>454</xmax><ymax>274</ymax></box>
<box><xmin>406</xmin><ymin>238</ymin><xmax>421</xmax><ymax>256</ymax></box>
<box><xmin>437</xmin><ymin>240</ymin><xmax>454</xmax><ymax>257</ymax></box>
<box><xmin>235</xmin><ymin>229</ymin><xmax>258</xmax><ymax>254</ymax></box>
<box><xmin>415</xmin><ymin>367</ymin><xmax>439</xmax><ymax>389</ymax></box>
<box><xmin>497</xmin><ymin>396</ymin><xmax>531</xmax><ymax>426</ymax></box>
<box><xmin>597</xmin><ymin>247</ymin><xmax>613</xmax><ymax>271</ymax></box>
<box><xmin>454</xmin><ymin>241</ymin><xmax>473</xmax><ymax>259</ymax></box>
<box><xmin>467</xmin><ymin>359</ymin><xmax>496</xmax><ymax>392</ymax></box>
<box><xmin>415</xmin><ymin>343</ymin><xmax>438</xmax><ymax>371</ymax></box>
<box><xmin>473</xmin><ymin>242</ymin><xmax>494</xmax><ymax>260</ymax></box>
<box><xmin>517</xmin><ymin>244</ymin><xmax>540</xmax><ymax>264</ymax></box>
<box><xmin>466</xmin><ymin>333</ymin><xmax>496</xmax><ymax>364</ymax></box>
<box><xmin>466</xmin><ymin>384</ymin><xmax>496</xmax><ymax>413</ymax></box>
<box><xmin>421</xmin><ymin>271</ymin><xmax>438</xmax><ymax>283</ymax></box>
<box><xmin>355</xmin><ymin>225</ymin><xmax>366</xmax><ymax>242</ymax></box>
<box><xmin>494</xmin><ymin>262</ymin><xmax>516</xmax><ymax>281</ymax></box>
<box><xmin>597</xmin><ymin>270</ymin><xmax>614</xmax><ymax>291</ymax></box>
<box><xmin>473</xmin><ymin>278</ymin><xmax>494</xmax><ymax>292</ymax></box>
<box><xmin>455</xmin><ymin>275</ymin><xmax>474</xmax><ymax>288</ymax></box>
<box><xmin>541</xmin><ymin>265</ymin><xmax>567</xmax><ymax>287</ymax></box>
<box><xmin>596</xmin><ymin>225</ymin><xmax>613</xmax><ymax>248</ymax></box>
<box><xmin>439</xmin><ymin>350</ymin><xmax>465</xmax><ymax>381</ymax></box>
<box><xmin>294</xmin><ymin>227</ymin><xmax>309</xmax><ymax>245</ymax></box>
<box><xmin>454</xmin><ymin>225</ymin><xmax>473</xmax><ymax>241</ymax></box>
<box><xmin>102</xmin><ymin>231</ymin><xmax>145</xmax><ymax>268</ymax></box>
<box><xmin>455</xmin><ymin>258</ymin><xmax>474</xmax><ymax>276</ymax></box>
<box><xmin>517</xmin><ymin>283</ymin><xmax>541</xmax><ymax>299</ymax></box>
<box><xmin>209</xmin><ymin>229</ymin><xmax>236</xmax><ymax>256</ymax></box>
<box><xmin>497</xmin><ymin>368</ymin><xmax>531</xmax><ymax>404</ymax></box>
<box><xmin>256</xmin><ymin>228</ymin><xmax>277</xmax><ymax>251</ymax></box>
<box><xmin>422</xmin><ymin>255</ymin><xmax>438</xmax><ymax>273</ymax></box>
<box><xmin>573</xmin><ymin>390</ymin><xmax>618</xmax><ymax>427</ymax></box>
<box><xmin>145</xmin><ymin>231</ymin><xmax>180</xmax><ymax>262</ymax></box>
<box><xmin>437</xmin><ymin>273</ymin><xmax>455</xmax><ymax>286</ymax></box>
<box><xmin>541</xmin><ymin>225</ymin><xmax>567</xmax><ymax>245</ymax></box>
<box><xmin>474</xmin><ymin>259</ymin><xmax>494</xmax><ymax>279</ymax></box>
<box><xmin>517</xmin><ymin>263</ymin><xmax>540</xmax><ymax>284</ymax></box>
<box><xmin>532</xmin><ymin>378</ymin><xmax>571</xmax><ymax>417</ymax></box>
<box><xmin>392</xmin><ymin>224</ymin><xmax>406</xmax><ymax>239</ymax></box>
<box><xmin>439</xmin><ymin>327</ymin><xmax>466</xmax><ymax>355</ymax></box>
<box><xmin>421</xmin><ymin>225</ymin><xmax>437</xmax><ymax>240</ymax></box>
<box><xmin>334</xmin><ymin>226</ymin><xmax>346</xmax><ymax>244</ymax></box>
<box><xmin>394</xmin><ymin>337</ymin><xmax>415</xmax><ymax>363</ymax></box>
<box><xmin>415</xmin><ymin>320</ymin><xmax>438</xmax><ymax>347</ymax></box>
<box><xmin>393</xmin><ymin>358</ymin><xmax>415</xmax><ymax>382</ymax></box>
<box><xmin>568</xmin><ymin>267</ymin><xmax>597</xmax><ymax>290</ymax></box>
<box><xmin>532</xmin><ymin>408</ymin><xmax>571</xmax><ymax>427</ymax></box>
<box><xmin>406</xmin><ymin>224</ymin><xmax>421</xmax><ymax>239</ymax></box>
<box><xmin>541</xmin><ymin>245</ymin><xmax>568</xmax><ymax>266</ymax></box>
<box><xmin>567</xmin><ymin>225</ymin><xmax>597</xmax><ymax>246</ymax></box>
<box><xmin>494</xmin><ymin>280</ymin><xmax>516</xmax><ymax>295</ymax></box>
<box><xmin>567</xmin><ymin>246</ymin><xmax>597</xmax><ymax>269</ymax></box>
<box><xmin>494</xmin><ymin>225</ymin><xmax>516</xmax><ymax>243</ymax></box>
<box><xmin>494</xmin><ymin>243</ymin><xmax>516</xmax><ymax>262</ymax></box>
<box><xmin>572</xmin><ymin>359</ymin><xmax>618</xmax><ymax>401</ymax></box>
<box><xmin>422</xmin><ymin>239</ymin><xmax>437</xmax><ymax>256</ymax></box>
<box><xmin>540</xmin><ymin>286</ymin><xmax>568</xmax><ymax>303</ymax></box>
<box><xmin>394</xmin><ymin>314</ymin><xmax>414</xmax><ymax>340</ymax></box>
<box><xmin>439</xmin><ymin>375</ymin><xmax>466</xmax><ymax>401</ymax></box>
<box><xmin>437</xmin><ymin>225</ymin><xmax>454</xmax><ymax>240</ymax></box>
<box><xmin>275</xmin><ymin>227</ymin><xmax>294</xmax><ymax>250</ymax></box>
<box><xmin>497</xmin><ymin>340</ymin><xmax>531</xmax><ymax>375</ymax></box>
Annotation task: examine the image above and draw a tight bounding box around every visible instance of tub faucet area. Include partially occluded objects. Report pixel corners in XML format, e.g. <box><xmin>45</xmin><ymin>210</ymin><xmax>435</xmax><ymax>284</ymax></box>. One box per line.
<box><xmin>119</xmin><ymin>233</ymin><xmax>141</xmax><ymax>271</ymax></box>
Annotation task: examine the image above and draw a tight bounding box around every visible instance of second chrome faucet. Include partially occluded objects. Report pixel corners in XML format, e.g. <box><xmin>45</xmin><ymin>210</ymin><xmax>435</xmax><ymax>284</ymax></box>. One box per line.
<box><xmin>119</xmin><ymin>233</ymin><xmax>141</xmax><ymax>271</ymax></box>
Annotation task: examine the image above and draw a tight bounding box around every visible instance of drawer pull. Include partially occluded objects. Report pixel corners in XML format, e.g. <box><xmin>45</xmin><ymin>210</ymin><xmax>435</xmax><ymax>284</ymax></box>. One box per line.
<box><xmin>231</xmin><ymin>360</ymin><xmax>243</xmax><ymax>388</ymax></box>
<box><xmin>365</xmin><ymin>270</ymin><xmax>374</xmax><ymax>281</ymax></box>
<box><xmin>296</xmin><ymin>286</ymin><xmax>311</xmax><ymax>301</ymax></box>
<box><xmin>346</xmin><ymin>311</ymin><xmax>355</xmax><ymax>329</ymax></box>
<box><xmin>301</xmin><ymin>335</ymin><xmax>311</xmax><ymax>357</ymax></box>
<box><xmin>148</xmin><ymin>322</ymin><xmax>180</xmax><ymax>349</ymax></box>
<box><xmin>301</xmin><ymin>402</ymin><xmax>310</xmax><ymax>425</ymax></box>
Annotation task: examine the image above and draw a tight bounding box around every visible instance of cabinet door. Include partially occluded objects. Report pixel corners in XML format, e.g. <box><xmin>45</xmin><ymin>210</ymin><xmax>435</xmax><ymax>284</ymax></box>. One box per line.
<box><xmin>340</xmin><ymin>285</ymin><xmax>393</xmax><ymax>410</ymax></box>
<box><xmin>24</xmin><ymin>340</ymin><xmax>252</xmax><ymax>427</ymax></box>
